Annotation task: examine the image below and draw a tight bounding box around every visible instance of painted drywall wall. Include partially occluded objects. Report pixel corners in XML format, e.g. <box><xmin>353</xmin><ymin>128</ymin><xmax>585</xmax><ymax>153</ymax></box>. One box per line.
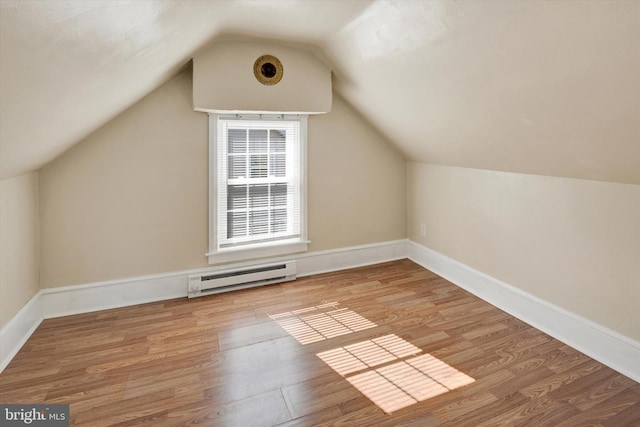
<box><xmin>0</xmin><ymin>172</ymin><xmax>39</xmax><ymax>330</ymax></box>
<box><xmin>39</xmin><ymin>70</ymin><xmax>209</xmax><ymax>289</ymax></box>
<box><xmin>407</xmin><ymin>163</ymin><xmax>640</xmax><ymax>341</ymax></box>
<box><xmin>38</xmin><ymin>69</ymin><xmax>406</xmax><ymax>288</ymax></box>
<box><xmin>193</xmin><ymin>39</ymin><xmax>332</xmax><ymax>114</ymax></box>
<box><xmin>331</xmin><ymin>0</ymin><xmax>640</xmax><ymax>185</ymax></box>
<box><xmin>308</xmin><ymin>94</ymin><xmax>406</xmax><ymax>251</ymax></box>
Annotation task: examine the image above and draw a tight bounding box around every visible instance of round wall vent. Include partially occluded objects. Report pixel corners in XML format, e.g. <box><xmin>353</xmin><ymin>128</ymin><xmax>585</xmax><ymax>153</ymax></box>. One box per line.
<box><xmin>254</xmin><ymin>55</ymin><xmax>283</xmax><ymax>86</ymax></box>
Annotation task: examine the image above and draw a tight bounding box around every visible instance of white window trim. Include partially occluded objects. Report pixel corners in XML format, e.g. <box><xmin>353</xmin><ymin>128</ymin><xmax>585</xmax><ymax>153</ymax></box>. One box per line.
<box><xmin>206</xmin><ymin>113</ymin><xmax>308</xmax><ymax>264</ymax></box>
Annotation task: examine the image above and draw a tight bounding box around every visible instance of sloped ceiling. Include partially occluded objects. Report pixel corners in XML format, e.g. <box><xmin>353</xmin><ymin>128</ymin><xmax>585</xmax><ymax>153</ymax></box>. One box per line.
<box><xmin>1</xmin><ymin>0</ymin><xmax>638</xmax><ymax>183</ymax></box>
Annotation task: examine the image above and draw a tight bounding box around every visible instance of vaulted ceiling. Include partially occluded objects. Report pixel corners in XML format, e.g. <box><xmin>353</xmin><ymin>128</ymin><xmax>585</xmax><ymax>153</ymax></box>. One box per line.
<box><xmin>1</xmin><ymin>0</ymin><xmax>638</xmax><ymax>183</ymax></box>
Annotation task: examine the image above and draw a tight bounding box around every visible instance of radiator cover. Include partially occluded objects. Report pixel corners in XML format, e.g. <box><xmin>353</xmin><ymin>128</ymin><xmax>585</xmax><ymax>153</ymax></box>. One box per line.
<box><xmin>187</xmin><ymin>261</ymin><xmax>296</xmax><ymax>298</ymax></box>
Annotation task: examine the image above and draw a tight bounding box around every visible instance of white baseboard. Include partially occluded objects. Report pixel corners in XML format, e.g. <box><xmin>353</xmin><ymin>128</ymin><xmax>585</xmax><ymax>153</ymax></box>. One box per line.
<box><xmin>0</xmin><ymin>292</ymin><xmax>43</xmax><ymax>373</ymax></box>
<box><xmin>294</xmin><ymin>239</ymin><xmax>408</xmax><ymax>277</ymax></box>
<box><xmin>0</xmin><ymin>239</ymin><xmax>408</xmax><ymax>373</ymax></box>
<box><xmin>40</xmin><ymin>272</ymin><xmax>189</xmax><ymax>320</ymax></box>
<box><xmin>408</xmin><ymin>240</ymin><xmax>640</xmax><ymax>383</ymax></box>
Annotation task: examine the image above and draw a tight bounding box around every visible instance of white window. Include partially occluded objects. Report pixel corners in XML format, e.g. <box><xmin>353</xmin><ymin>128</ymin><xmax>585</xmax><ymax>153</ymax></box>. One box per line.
<box><xmin>207</xmin><ymin>114</ymin><xmax>308</xmax><ymax>264</ymax></box>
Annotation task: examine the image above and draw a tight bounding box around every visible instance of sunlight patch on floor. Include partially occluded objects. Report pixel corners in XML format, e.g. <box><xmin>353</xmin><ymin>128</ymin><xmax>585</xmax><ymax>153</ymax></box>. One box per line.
<box><xmin>324</xmin><ymin>336</ymin><xmax>475</xmax><ymax>413</ymax></box>
<box><xmin>270</xmin><ymin>303</ymin><xmax>474</xmax><ymax>414</ymax></box>
<box><xmin>268</xmin><ymin>303</ymin><xmax>377</xmax><ymax>345</ymax></box>
<box><xmin>317</xmin><ymin>334</ymin><xmax>421</xmax><ymax>375</ymax></box>
<box><xmin>346</xmin><ymin>352</ymin><xmax>475</xmax><ymax>413</ymax></box>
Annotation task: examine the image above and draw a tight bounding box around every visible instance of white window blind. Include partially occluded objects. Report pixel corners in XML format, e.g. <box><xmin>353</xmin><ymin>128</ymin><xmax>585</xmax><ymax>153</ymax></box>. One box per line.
<box><xmin>213</xmin><ymin>115</ymin><xmax>306</xmax><ymax>254</ymax></box>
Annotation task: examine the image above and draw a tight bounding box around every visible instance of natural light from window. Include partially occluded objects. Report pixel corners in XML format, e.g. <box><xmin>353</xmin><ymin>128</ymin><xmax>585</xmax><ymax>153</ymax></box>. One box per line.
<box><xmin>343</xmin><ymin>346</ymin><xmax>474</xmax><ymax>413</ymax></box>
<box><xmin>208</xmin><ymin>114</ymin><xmax>308</xmax><ymax>264</ymax></box>
<box><xmin>268</xmin><ymin>302</ymin><xmax>377</xmax><ymax>345</ymax></box>
<box><xmin>269</xmin><ymin>303</ymin><xmax>475</xmax><ymax>414</ymax></box>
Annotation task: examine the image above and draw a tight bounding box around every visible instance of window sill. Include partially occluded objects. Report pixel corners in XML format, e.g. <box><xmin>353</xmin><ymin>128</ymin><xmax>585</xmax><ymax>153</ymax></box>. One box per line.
<box><xmin>206</xmin><ymin>240</ymin><xmax>309</xmax><ymax>264</ymax></box>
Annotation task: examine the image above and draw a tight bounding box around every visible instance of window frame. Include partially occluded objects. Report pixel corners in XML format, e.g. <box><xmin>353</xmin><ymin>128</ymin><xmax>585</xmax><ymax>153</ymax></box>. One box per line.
<box><xmin>207</xmin><ymin>113</ymin><xmax>308</xmax><ymax>264</ymax></box>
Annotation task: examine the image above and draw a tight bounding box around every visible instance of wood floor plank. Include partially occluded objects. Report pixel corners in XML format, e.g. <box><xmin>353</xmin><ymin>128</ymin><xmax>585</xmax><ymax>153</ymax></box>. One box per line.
<box><xmin>431</xmin><ymin>390</ymin><xmax>499</xmax><ymax>423</ymax></box>
<box><xmin>476</xmin><ymin>394</ymin><xmax>565</xmax><ymax>426</ymax></box>
<box><xmin>280</xmin><ymin>374</ymin><xmax>364</xmax><ymax>419</ymax></box>
<box><xmin>273</xmin><ymin>405</ymin><xmax>343</xmax><ymax>427</ymax></box>
<box><xmin>556</xmin><ymin>395</ymin><xmax>639</xmax><ymax>427</ymax></box>
<box><xmin>446</xmin><ymin>391</ymin><xmax>530</xmax><ymax>426</ymax></box>
<box><xmin>217</xmin><ymin>318</ymin><xmax>290</xmax><ymax>351</ymax></box>
<box><xmin>518</xmin><ymin>358</ymin><xmax>604</xmax><ymax>399</ymax></box>
<box><xmin>603</xmin><ymin>401</ymin><xmax>640</xmax><ymax>426</ymax></box>
<box><xmin>0</xmin><ymin>259</ymin><xmax>637</xmax><ymax>426</ymax></box>
<box><xmin>188</xmin><ymin>388</ymin><xmax>292</xmax><ymax>427</ymax></box>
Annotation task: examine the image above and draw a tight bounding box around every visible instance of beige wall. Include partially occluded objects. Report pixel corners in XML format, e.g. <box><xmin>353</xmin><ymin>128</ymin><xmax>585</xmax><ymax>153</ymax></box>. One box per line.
<box><xmin>308</xmin><ymin>94</ymin><xmax>406</xmax><ymax>250</ymax></box>
<box><xmin>39</xmin><ymin>70</ymin><xmax>209</xmax><ymax>288</ymax></box>
<box><xmin>407</xmin><ymin>162</ymin><xmax>640</xmax><ymax>341</ymax></box>
<box><xmin>0</xmin><ymin>172</ymin><xmax>39</xmax><ymax>330</ymax></box>
<box><xmin>38</xmin><ymin>69</ymin><xmax>406</xmax><ymax>288</ymax></box>
<box><xmin>193</xmin><ymin>39</ymin><xmax>332</xmax><ymax>114</ymax></box>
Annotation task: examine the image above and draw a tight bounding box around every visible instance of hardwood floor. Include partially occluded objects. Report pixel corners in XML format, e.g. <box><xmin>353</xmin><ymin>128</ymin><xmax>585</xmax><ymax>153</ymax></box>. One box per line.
<box><xmin>1</xmin><ymin>260</ymin><xmax>638</xmax><ymax>426</ymax></box>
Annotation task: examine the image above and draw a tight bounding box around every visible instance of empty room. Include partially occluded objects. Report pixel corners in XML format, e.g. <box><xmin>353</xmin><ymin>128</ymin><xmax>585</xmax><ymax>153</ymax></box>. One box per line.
<box><xmin>0</xmin><ymin>0</ymin><xmax>639</xmax><ymax>425</ymax></box>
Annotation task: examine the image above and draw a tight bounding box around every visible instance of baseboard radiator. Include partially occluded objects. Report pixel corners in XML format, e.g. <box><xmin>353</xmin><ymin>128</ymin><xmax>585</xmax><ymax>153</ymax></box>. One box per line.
<box><xmin>187</xmin><ymin>261</ymin><xmax>297</xmax><ymax>298</ymax></box>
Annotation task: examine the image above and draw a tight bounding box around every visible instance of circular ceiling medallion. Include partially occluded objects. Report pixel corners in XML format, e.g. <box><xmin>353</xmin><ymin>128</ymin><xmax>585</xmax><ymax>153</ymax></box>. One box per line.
<box><xmin>253</xmin><ymin>55</ymin><xmax>283</xmax><ymax>86</ymax></box>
